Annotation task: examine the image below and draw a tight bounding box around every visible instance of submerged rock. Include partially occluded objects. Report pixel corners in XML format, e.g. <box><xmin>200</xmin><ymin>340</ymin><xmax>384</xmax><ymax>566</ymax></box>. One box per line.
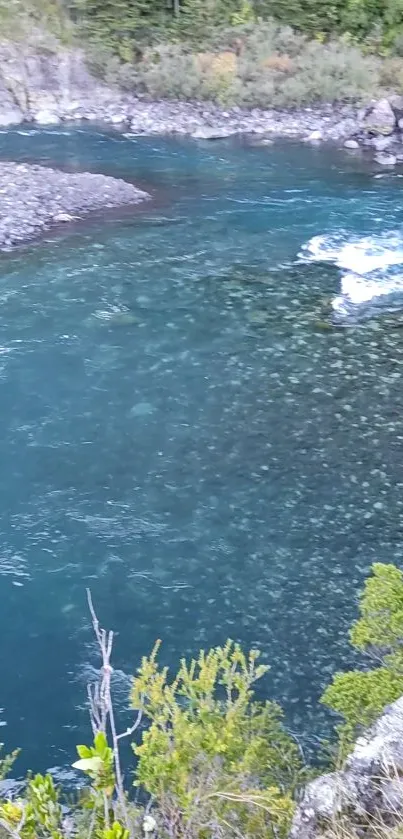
<box><xmin>344</xmin><ymin>138</ymin><xmax>359</xmax><ymax>149</ymax></box>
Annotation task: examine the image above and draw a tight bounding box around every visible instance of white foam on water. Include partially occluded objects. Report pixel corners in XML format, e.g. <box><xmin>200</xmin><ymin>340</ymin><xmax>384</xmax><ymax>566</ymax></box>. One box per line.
<box><xmin>300</xmin><ymin>230</ymin><xmax>403</xmax><ymax>320</ymax></box>
<box><xmin>300</xmin><ymin>232</ymin><xmax>403</xmax><ymax>274</ymax></box>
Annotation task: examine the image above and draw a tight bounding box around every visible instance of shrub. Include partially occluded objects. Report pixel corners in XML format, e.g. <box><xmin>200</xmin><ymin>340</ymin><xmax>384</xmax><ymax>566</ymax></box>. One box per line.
<box><xmin>128</xmin><ymin>23</ymin><xmax>381</xmax><ymax>106</ymax></box>
<box><xmin>131</xmin><ymin>640</ymin><xmax>303</xmax><ymax>839</ymax></box>
<box><xmin>0</xmin><ymin>604</ymin><xmax>304</xmax><ymax>839</ymax></box>
<box><xmin>379</xmin><ymin>55</ymin><xmax>403</xmax><ymax>87</ymax></box>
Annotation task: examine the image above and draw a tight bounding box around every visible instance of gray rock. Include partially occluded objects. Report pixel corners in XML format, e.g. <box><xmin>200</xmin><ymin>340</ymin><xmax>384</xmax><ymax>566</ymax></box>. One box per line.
<box><xmin>107</xmin><ymin>114</ymin><xmax>129</xmax><ymax>125</ymax></box>
<box><xmin>328</xmin><ymin>118</ymin><xmax>358</xmax><ymax>141</ymax></box>
<box><xmin>371</xmin><ymin>133</ymin><xmax>396</xmax><ymax>151</ymax></box>
<box><xmin>375</xmin><ymin>152</ymin><xmax>397</xmax><ymax>165</ymax></box>
<box><xmin>363</xmin><ymin>98</ymin><xmax>396</xmax><ymax>135</ymax></box>
<box><xmin>344</xmin><ymin>139</ymin><xmax>359</xmax><ymax>149</ymax></box>
<box><xmin>191</xmin><ymin>126</ymin><xmax>236</xmax><ymax>139</ymax></box>
<box><xmin>291</xmin><ymin>696</ymin><xmax>403</xmax><ymax>839</ymax></box>
<box><xmin>305</xmin><ymin>129</ymin><xmax>323</xmax><ymax>143</ymax></box>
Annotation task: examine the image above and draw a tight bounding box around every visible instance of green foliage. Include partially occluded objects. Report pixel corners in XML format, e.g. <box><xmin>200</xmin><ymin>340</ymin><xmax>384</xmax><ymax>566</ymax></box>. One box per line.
<box><xmin>322</xmin><ymin>563</ymin><xmax>403</xmax><ymax>760</ymax></box>
<box><xmin>117</xmin><ymin>23</ymin><xmax>380</xmax><ymax>106</ymax></box>
<box><xmin>0</xmin><ymin>744</ymin><xmax>19</xmax><ymax>782</ymax></box>
<box><xmin>0</xmin><ymin>0</ymin><xmax>73</xmax><ymax>43</ymax></box>
<box><xmin>349</xmin><ymin>562</ymin><xmax>403</xmax><ymax>667</ymax></box>
<box><xmin>66</xmin><ymin>0</ymin><xmax>403</xmax><ymax>58</ymax></box>
<box><xmin>102</xmin><ymin>822</ymin><xmax>130</xmax><ymax>839</ymax></box>
<box><xmin>131</xmin><ymin>640</ymin><xmax>303</xmax><ymax>838</ymax></box>
<box><xmin>0</xmin><ymin>774</ymin><xmax>63</xmax><ymax>839</ymax></box>
<box><xmin>26</xmin><ymin>774</ymin><xmax>63</xmax><ymax>839</ymax></box>
<box><xmin>74</xmin><ymin>732</ymin><xmax>116</xmax><ymax>796</ymax></box>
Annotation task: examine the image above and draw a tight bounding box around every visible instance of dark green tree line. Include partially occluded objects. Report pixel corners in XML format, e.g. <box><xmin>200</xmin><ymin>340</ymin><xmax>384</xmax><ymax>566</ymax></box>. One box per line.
<box><xmin>67</xmin><ymin>0</ymin><xmax>403</xmax><ymax>56</ymax></box>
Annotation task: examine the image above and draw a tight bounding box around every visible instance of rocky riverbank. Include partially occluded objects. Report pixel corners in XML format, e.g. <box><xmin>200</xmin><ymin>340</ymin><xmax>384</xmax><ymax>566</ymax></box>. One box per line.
<box><xmin>0</xmin><ymin>162</ymin><xmax>149</xmax><ymax>249</ymax></box>
<box><xmin>2</xmin><ymin>38</ymin><xmax>403</xmax><ymax>160</ymax></box>
<box><xmin>0</xmin><ymin>40</ymin><xmax>388</xmax><ymax>149</ymax></box>
<box><xmin>0</xmin><ymin>41</ymin><xmax>360</xmax><ymax>142</ymax></box>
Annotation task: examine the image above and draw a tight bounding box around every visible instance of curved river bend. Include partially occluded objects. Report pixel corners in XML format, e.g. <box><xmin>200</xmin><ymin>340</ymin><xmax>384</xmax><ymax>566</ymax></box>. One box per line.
<box><xmin>0</xmin><ymin>127</ymin><xmax>403</xmax><ymax>772</ymax></box>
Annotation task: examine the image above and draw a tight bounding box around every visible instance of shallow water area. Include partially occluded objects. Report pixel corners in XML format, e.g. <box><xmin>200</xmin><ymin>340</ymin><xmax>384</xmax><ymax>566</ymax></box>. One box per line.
<box><xmin>1</xmin><ymin>127</ymin><xmax>403</xmax><ymax>771</ymax></box>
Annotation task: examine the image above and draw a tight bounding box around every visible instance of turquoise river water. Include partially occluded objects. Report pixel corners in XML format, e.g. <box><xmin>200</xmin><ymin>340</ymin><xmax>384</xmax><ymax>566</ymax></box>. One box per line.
<box><xmin>1</xmin><ymin>127</ymin><xmax>403</xmax><ymax>775</ymax></box>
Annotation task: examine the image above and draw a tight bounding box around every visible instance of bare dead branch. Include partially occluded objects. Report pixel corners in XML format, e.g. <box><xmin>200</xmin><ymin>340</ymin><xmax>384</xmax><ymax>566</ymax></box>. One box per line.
<box><xmin>85</xmin><ymin>588</ymin><xmax>143</xmax><ymax>835</ymax></box>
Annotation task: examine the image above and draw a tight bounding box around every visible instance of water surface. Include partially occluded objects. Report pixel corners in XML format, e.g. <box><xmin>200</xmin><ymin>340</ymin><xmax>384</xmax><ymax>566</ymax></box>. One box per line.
<box><xmin>0</xmin><ymin>128</ymin><xmax>403</xmax><ymax>773</ymax></box>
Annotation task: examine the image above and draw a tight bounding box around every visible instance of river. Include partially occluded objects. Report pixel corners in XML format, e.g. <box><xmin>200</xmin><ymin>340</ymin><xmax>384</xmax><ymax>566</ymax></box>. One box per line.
<box><xmin>0</xmin><ymin>126</ymin><xmax>402</xmax><ymax>774</ymax></box>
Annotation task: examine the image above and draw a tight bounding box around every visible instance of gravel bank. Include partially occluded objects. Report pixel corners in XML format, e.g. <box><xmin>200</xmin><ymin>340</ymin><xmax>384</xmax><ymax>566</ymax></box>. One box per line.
<box><xmin>0</xmin><ymin>162</ymin><xmax>149</xmax><ymax>249</ymax></box>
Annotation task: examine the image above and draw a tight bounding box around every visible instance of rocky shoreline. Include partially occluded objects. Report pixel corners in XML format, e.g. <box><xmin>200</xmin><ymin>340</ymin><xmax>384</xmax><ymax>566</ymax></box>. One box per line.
<box><xmin>5</xmin><ymin>85</ymin><xmax>403</xmax><ymax>165</ymax></box>
<box><xmin>0</xmin><ymin>162</ymin><xmax>149</xmax><ymax>249</ymax></box>
<box><xmin>1</xmin><ymin>41</ymin><xmax>403</xmax><ymax>159</ymax></box>
<box><xmin>20</xmin><ymin>97</ymin><xmax>362</xmax><ymax>145</ymax></box>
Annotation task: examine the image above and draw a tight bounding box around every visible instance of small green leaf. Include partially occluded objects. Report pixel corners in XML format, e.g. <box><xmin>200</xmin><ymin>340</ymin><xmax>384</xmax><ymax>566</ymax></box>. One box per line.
<box><xmin>76</xmin><ymin>745</ymin><xmax>92</xmax><ymax>759</ymax></box>
<box><xmin>94</xmin><ymin>732</ymin><xmax>108</xmax><ymax>753</ymax></box>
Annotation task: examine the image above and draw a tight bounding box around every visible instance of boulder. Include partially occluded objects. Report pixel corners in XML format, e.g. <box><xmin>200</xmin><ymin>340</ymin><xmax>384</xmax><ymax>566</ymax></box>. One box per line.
<box><xmin>363</xmin><ymin>98</ymin><xmax>396</xmax><ymax>135</ymax></box>
<box><xmin>290</xmin><ymin>696</ymin><xmax>403</xmax><ymax>839</ymax></box>
<box><xmin>344</xmin><ymin>139</ymin><xmax>359</xmax><ymax>149</ymax></box>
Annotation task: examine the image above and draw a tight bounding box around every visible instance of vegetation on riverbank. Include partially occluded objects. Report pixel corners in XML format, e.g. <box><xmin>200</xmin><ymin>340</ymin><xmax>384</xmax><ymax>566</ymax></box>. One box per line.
<box><xmin>89</xmin><ymin>23</ymin><xmax>384</xmax><ymax>108</ymax></box>
<box><xmin>1</xmin><ymin>564</ymin><xmax>403</xmax><ymax>839</ymax></box>
<box><xmin>3</xmin><ymin>0</ymin><xmax>403</xmax><ymax>108</ymax></box>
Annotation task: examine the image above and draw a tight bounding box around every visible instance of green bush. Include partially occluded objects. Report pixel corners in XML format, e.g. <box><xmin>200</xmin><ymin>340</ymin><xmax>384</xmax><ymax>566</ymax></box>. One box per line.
<box><xmin>322</xmin><ymin>563</ymin><xmax>403</xmax><ymax>760</ymax></box>
<box><xmin>131</xmin><ymin>640</ymin><xmax>303</xmax><ymax>839</ymax></box>
<box><xmin>121</xmin><ymin>23</ymin><xmax>381</xmax><ymax>106</ymax></box>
